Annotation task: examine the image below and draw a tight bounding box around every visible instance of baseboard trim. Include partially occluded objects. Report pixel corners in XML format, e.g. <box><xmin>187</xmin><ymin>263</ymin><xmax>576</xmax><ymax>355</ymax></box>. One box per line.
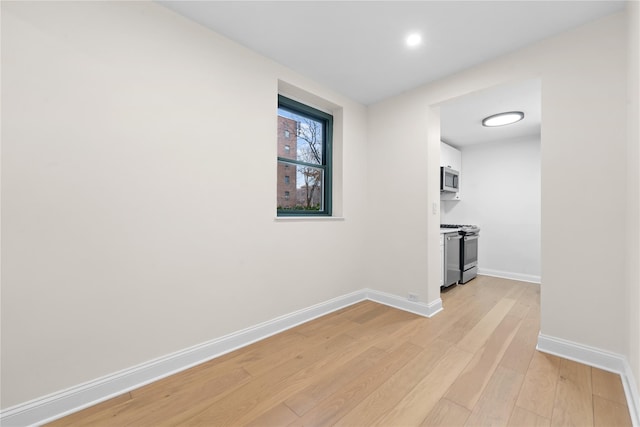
<box><xmin>0</xmin><ymin>288</ymin><xmax>441</xmax><ymax>426</ymax></box>
<box><xmin>537</xmin><ymin>333</ymin><xmax>640</xmax><ymax>426</ymax></box>
<box><xmin>624</xmin><ymin>359</ymin><xmax>640</xmax><ymax>427</ymax></box>
<box><xmin>478</xmin><ymin>268</ymin><xmax>541</xmax><ymax>284</ymax></box>
<box><xmin>365</xmin><ymin>288</ymin><xmax>443</xmax><ymax>318</ymax></box>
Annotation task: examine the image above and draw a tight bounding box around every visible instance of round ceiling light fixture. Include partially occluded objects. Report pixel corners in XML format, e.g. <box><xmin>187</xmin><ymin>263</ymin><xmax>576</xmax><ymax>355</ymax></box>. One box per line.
<box><xmin>406</xmin><ymin>33</ymin><xmax>422</xmax><ymax>48</ymax></box>
<box><xmin>482</xmin><ymin>111</ymin><xmax>525</xmax><ymax>127</ymax></box>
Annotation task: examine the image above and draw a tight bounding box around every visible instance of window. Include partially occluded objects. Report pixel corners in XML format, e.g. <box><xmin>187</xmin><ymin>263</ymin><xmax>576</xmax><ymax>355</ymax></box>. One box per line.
<box><xmin>277</xmin><ymin>95</ymin><xmax>332</xmax><ymax>216</ymax></box>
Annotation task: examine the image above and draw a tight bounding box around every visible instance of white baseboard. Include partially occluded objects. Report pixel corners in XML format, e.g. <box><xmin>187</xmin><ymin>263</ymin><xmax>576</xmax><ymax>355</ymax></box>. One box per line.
<box><xmin>478</xmin><ymin>268</ymin><xmax>541</xmax><ymax>284</ymax></box>
<box><xmin>624</xmin><ymin>361</ymin><xmax>640</xmax><ymax>427</ymax></box>
<box><xmin>0</xmin><ymin>288</ymin><xmax>440</xmax><ymax>426</ymax></box>
<box><xmin>365</xmin><ymin>288</ymin><xmax>443</xmax><ymax>318</ymax></box>
<box><xmin>537</xmin><ymin>333</ymin><xmax>640</xmax><ymax>427</ymax></box>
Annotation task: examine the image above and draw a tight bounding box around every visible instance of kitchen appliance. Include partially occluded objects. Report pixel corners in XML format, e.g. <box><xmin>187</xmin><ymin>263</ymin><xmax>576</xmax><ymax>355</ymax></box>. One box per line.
<box><xmin>443</xmin><ymin>231</ymin><xmax>462</xmax><ymax>288</ymax></box>
<box><xmin>440</xmin><ymin>166</ymin><xmax>459</xmax><ymax>193</ymax></box>
<box><xmin>441</xmin><ymin>224</ymin><xmax>480</xmax><ymax>283</ymax></box>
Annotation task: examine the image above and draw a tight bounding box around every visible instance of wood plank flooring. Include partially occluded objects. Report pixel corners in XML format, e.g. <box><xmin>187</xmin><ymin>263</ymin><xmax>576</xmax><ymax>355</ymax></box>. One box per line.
<box><xmin>47</xmin><ymin>276</ymin><xmax>632</xmax><ymax>426</ymax></box>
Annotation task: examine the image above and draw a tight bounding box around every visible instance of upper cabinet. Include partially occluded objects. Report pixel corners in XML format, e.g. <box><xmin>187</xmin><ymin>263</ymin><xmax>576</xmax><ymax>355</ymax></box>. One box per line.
<box><xmin>440</xmin><ymin>142</ymin><xmax>461</xmax><ymax>201</ymax></box>
<box><xmin>441</xmin><ymin>142</ymin><xmax>461</xmax><ymax>171</ymax></box>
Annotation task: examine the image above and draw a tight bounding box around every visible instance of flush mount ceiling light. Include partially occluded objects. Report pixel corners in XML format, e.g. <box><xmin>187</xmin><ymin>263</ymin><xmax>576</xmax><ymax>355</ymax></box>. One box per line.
<box><xmin>405</xmin><ymin>33</ymin><xmax>422</xmax><ymax>48</ymax></box>
<box><xmin>482</xmin><ymin>111</ymin><xmax>525</xmax><ymax>127</ymax></box>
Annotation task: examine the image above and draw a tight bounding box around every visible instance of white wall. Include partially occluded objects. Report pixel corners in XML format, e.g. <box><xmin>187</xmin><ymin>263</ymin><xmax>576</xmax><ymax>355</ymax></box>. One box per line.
<box><xmin>365</xmin><ymin>94</ymin><xmax>435</xmax><ymax>302</ymax></box>
<box><xmin>1</xmin><ymin>1</ymin><xmax>369</xmax><ymax>408</ymax></box>
<box><xmin>442</xmin><ymin>136</ymin><xmax>541</xmax><ymax>283</ymax></box>
<box><xmin>626</xmin><ymin>0</ymin><xmax>640</xmax><ymax>392</ymax></box>
<box><xmin>368</xmin><ymin>12</ymin><xmax>628</xmax><ymax>357</ymax></box>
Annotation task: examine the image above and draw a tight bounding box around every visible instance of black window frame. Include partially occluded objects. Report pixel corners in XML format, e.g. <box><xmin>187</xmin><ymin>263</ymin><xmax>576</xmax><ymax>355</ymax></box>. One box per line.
<box><xmin>277</xmin><ymin>95</ymin><xmax>333</xmax><ymax>217</ymax></box>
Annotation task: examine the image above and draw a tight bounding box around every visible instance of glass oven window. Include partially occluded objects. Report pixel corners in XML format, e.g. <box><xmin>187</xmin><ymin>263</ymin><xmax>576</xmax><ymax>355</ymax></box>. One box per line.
<box><xmin>464</xmin><ymin>238</ymin><xmax>478</xmax><ymax>266</ymax></box>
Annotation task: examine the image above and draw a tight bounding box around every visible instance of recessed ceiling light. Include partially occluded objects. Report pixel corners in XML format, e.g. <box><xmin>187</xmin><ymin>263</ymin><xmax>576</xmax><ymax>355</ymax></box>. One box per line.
<box><xmin>482</xmin><ymin>111</ymin><xmax>525</xmax><ymax>127</ymax></box>
<box><xmin>406</xmin><ymin>33</ymin><xmax>422</xmax><ymax>48</ymax></box>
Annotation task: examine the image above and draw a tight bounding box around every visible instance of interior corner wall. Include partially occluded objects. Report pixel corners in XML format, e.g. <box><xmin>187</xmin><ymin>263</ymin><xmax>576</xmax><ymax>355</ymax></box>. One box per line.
<box><xmin>0</xmin><ymin>1</ymin><xmax>369</xmax><ymax>408</ymax></box>
<box><xmin>367</xmin><ymin>12</ymin><xmax>628</xmax><ymax>355</ymax></box>
<box><xmin>441</xmin><ymin>135</ymin><xmax>541</xmax><ymax>282</ymax></box>
<box><xmin>627</xmin><ymin>0</ymin><xmax>640</xmax><ymax>387</ymax></box>
<box><xmin>365</xmin><ymin>95</ymin><xmax>437</xmax><ymax>304</ymax></box>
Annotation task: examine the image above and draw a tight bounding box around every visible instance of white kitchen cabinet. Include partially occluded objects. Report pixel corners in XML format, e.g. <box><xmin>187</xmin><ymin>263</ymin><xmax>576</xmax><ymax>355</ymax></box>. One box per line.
<box><xmin>440</xmin><ymin>142</ymin><xmax>461</xmax><ymax>171</ymax></box>
<box><xmin>440</xmin><ymin>142</ymin><xmax>462</xmax><ymax>201</ymax></box>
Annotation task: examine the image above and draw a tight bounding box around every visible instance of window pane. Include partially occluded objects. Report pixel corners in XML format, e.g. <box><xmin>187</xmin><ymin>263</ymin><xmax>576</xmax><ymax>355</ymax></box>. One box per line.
<box><xmin>277</xmin><ymin>95</ymin><xmax>332</xmax><ymax>216</ymax></box>
<box><xmin>277</xmin><ymin>162</ymin><xmax>324</xmax><ymax>211</ymax></box>
<box><xmin>277</xmin><ymin>109</ymin><xmax>323</xmax><ymax>165</ymax></box>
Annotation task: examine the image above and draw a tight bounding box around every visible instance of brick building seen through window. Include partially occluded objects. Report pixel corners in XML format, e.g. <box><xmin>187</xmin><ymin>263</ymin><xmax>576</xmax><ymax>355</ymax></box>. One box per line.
<box><xmin>276</xmin><ymin>115</ymin><xmax>323</xmax><ymax>210</ymax></box>
<box><xmin>277</xmin><ymin>95</ymin><xmax>332</xmax><ymax>215</ymax></box>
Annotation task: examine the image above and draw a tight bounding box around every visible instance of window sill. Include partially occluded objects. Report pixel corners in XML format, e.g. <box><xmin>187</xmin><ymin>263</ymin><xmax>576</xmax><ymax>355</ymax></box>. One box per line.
<box><xmin>274</xmin><ymin>216</ymin><xmax>345</xmax><ymax>222</ymax></box>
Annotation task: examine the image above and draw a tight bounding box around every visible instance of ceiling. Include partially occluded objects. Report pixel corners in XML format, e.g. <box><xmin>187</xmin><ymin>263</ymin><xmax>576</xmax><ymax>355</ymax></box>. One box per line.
<box><xmin>440</xmin><ymin>79</ymin><xmax>541</xmax><ymax>148</ymax></box>
<box><xmin>158</xmin><ymin>1</ymin><xmax>625</xmax><ymax>106</ymax></box>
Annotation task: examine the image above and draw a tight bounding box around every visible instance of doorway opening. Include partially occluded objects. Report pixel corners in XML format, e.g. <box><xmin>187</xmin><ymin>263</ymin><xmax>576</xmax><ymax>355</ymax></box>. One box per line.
<box><xmin>436</xmin><ymin>78</ymin><xmax>542</xmax><ymax>294</ymax></box>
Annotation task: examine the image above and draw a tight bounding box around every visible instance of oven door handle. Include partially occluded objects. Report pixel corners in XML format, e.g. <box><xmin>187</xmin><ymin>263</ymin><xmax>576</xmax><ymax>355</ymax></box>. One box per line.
<box><xmin>464</xmin><ymin>235</ymin><xmax>479</xmax><ymax>241</ymax></box>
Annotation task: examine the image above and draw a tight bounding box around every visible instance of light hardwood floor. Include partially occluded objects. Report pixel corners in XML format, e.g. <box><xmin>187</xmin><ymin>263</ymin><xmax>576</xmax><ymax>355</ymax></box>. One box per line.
<box><xmin>47</xmin><ymin>276</ymin><xmax>632</xmax><ymax>426</ymax></box>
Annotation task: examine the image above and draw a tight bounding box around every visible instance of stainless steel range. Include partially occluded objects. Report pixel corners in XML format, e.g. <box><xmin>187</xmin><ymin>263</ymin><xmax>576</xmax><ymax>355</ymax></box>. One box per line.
<box><xmin>441</xmin><ymin>224</ymin><xmax>480</xmax><ymax>283</ymax></box>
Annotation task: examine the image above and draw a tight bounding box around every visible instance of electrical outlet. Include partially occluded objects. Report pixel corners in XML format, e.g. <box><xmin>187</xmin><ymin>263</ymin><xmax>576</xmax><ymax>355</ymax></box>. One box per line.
<box><xmin>408</xmin><ymin>293</ymin><xmax>419</xmax><ymax>302</ymax></box>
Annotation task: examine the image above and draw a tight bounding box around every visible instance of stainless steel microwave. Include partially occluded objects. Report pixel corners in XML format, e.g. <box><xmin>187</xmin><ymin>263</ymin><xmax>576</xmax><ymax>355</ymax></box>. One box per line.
<box><xmin>441</xmin><ymin>166</ymin><xmax>459</xmax><ymax>192</ymax></box>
